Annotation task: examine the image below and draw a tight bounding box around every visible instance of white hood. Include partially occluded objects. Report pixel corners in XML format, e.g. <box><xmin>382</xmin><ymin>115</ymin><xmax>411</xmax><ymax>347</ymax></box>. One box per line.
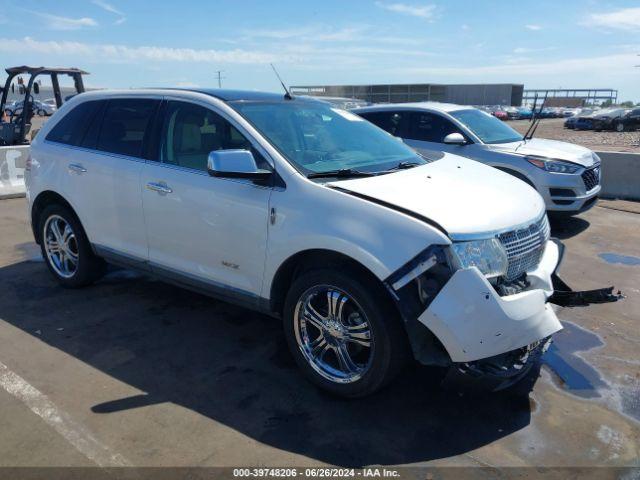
<box><xmin>329</xmin><ymin>155</ymin><xmax>546</xmax><ymax>237</ymax></box>
<box><xmin>486</xmin><ymin>138</ymin><xmax>596</xmax><ymax>167</ymax></box>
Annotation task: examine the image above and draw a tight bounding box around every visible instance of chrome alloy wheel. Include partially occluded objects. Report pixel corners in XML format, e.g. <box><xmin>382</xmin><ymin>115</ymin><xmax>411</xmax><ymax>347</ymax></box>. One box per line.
<box><xmin>43</xmin><ymin>215</ymin><xmax>79</xmax><ymax>278</ymax></box>
<box><xmin>293</xmin><ymin>285</ymin><xmax>373</xmax><ymax>384</ymax></box>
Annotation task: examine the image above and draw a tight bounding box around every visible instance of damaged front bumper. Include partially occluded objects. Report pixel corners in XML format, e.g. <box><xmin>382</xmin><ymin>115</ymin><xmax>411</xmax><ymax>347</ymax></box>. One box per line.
<box><xmin>386</xmin><ymin>238</ymin><xmax>622</xmax><ymax>389</ymax></box>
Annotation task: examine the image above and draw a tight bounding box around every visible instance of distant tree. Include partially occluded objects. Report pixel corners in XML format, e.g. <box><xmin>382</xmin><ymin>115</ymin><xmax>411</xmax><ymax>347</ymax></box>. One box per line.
<box><xmin>600</xmin><ymin>99</ymin><xmax>612</xmax><ymax>107</ymax></box>
<box><xmin>619</xmin><ymin>101</ymin><xmax>635</xmax><ymax>108</ymax></box>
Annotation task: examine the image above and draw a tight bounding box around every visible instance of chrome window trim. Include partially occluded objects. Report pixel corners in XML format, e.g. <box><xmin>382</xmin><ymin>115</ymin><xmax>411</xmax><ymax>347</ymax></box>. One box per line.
<box><xmin>449</xmin><ymin>212</ymin><xmax>548</xmax><ymax>242</ymax></box>
<box><xmin>42</xmin><ymin>140</ymin><xmax>146</xmax><ymax>164</ymax></box>
<box><xmin>143</xmin><ymin>158</ymin><xmax>273</xmax><ymax>190</ymax></box>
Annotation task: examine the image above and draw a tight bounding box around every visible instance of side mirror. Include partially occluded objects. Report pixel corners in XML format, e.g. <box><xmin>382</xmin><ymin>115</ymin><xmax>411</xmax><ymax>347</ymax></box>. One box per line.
<box><xmin>207</xmin><ymin>149</ymin><xmax>272</xmax><ymax>182</ymax></box>
<box><xmin>443</xmin><ymin>132</ymin><xmax>467</xmax><ymax>145</ymax></box>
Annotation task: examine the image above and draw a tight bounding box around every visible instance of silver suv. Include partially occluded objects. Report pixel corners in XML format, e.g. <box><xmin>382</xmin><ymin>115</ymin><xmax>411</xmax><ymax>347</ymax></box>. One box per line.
<box><xmin>353</xmin><ymin>103</ymin><xmax>601</xmax><ymax>215</ymax></box>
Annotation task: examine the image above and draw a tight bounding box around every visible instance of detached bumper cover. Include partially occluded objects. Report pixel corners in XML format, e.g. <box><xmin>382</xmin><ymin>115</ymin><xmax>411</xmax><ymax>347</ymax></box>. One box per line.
<box><xmin>417</xmin><ymin>240</ymin><xmax>562</xmax><ymax>363</ymax></box>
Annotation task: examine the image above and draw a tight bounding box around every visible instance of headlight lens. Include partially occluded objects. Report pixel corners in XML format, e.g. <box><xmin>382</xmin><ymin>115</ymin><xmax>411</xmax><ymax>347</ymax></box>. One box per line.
<box><xmin>591</xmin><ymin>152</ymin><xmax>601</xmax><ymax>164</ymax></box>
<box><xmin>451</xmin><ymin>238</ymin><xmax>508</xmax><ymax>278</ymax></box>
<box><xmin>526</xmin><ymin>156</ymin><xmax>581</xmax><ymax>174</ymax></box>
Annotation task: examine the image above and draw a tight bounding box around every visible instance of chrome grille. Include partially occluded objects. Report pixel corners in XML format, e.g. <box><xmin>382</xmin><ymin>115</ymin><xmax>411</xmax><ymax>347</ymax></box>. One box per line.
<box><xmin>498</xmin><ymin>215</ymin><xmax>550</xmax><ymax>281</ymax></box>
<box><xmin>582</xmin><ymin>165</ymin><xmax>600</xmax><ymax>191</ymax></box>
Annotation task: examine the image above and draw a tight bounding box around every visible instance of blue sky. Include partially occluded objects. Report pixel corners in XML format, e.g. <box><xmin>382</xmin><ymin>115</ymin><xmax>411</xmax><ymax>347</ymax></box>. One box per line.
<box><xmin>1</xmin><ymin>0</ymin><xmax>639</xmax><ymax>101</ymax></box>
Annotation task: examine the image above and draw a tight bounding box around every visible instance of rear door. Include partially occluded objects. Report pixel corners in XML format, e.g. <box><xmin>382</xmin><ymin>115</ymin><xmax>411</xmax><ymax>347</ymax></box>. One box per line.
<box><xmin>141</xmin><ymin>98</ymin><xmax>272</xmax><ymax>299</ymax></box>
<box><xmin>51</xmin><ymin>97</ymin><xmax>160</xmax><ymax>261</ymax></box>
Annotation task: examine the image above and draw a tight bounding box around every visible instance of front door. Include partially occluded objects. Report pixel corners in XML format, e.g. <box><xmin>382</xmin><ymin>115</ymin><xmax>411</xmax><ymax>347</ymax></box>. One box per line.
<box><xmin>141</xmin><ymin>99</ymin><xmax>272</xmax><ymax>300</ymax></box>
<box><xmin>402</xmin><ymin>111</ymin><xmax>469</xmax><ymax>158</ymax></box>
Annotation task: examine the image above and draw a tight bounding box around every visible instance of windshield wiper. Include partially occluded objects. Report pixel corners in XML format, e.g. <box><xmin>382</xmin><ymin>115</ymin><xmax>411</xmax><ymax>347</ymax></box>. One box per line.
<box><xmin>395</xmin><ymin>161</ymin><xmax>422</xmax><ymax>169</ymax></box>
<box><xmin>307</xmin><ymin>168</ymin><xmax>375</xmax><ymax>179</ymax></box>
<box><xmin>376</xmin><ymin>160</ymin><xmax>423</xmax><ymax>174</ymax></box>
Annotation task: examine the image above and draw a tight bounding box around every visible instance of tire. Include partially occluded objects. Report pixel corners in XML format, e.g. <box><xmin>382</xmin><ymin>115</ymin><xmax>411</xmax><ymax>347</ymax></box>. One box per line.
<box><xmin>615</xmin><ymin>122</ymin><xmax>625</xmax><ymax>133</ymax></box>
<box><xmin>38</xmin><ymin>204</ymin><xmax>106</xmax><ymax>288</ymax></box>
<box><xmin>283</xmin><ymin>268</ymin><xmax>410</xmax><ymax>397</ymax></box>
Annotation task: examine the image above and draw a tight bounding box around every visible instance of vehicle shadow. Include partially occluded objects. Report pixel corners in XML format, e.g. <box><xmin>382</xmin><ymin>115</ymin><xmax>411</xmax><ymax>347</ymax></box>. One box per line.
<box><xmin>549</xmin><ymin>215</ymin><xmax>590</xmax><ymax>240</ymax></box>
<box><xmin>0</xmin><ymin>261</ymin><xmax>534</xmax><ymax>467</ymax></box>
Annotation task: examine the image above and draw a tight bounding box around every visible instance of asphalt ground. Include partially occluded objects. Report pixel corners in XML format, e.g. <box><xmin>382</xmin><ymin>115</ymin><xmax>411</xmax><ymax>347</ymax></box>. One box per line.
<box><xmin>0</xmin><ymin>197</ymin><xmax>638</xmax><ymax>476</ymax></box>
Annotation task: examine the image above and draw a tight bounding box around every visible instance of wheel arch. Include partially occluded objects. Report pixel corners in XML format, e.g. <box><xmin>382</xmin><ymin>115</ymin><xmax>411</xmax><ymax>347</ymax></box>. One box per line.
<box><xmin>31</xmin><ymin>190</ymin><xmax>80</xmax><ymax>244</ymax></box>
<box><xmin>269</xmin><ymin>249</ymin><xmax>390</xmax><ymax>317</ymax></box>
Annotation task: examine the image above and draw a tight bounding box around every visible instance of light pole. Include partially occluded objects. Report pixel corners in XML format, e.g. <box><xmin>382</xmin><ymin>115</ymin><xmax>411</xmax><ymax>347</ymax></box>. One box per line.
<box><xmin>215</xmin><ymin>70</ymin><xmax>225</xmax><ymax>88</ymax></box>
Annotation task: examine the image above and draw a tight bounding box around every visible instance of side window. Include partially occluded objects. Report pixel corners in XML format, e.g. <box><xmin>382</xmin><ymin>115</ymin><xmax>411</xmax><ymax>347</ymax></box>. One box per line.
<box><xmin>409</xmin><ymin>112</ymin><xmax>461</xmax><ymax>143</ymax></box>
<box><xmin>96</xmin><ymin>99</ymin><xmax>159</xmax><ymax>157</ymax></box>
<box><xmin>45</xmin><ymin>101</ymin><xmax>102</xmax><ymax>146</ymax></box>
<box><xmin>359</xmin><ymin>111</ymin><xmax>407</xmax><ymax>137</ymax></box>
<box><xmin>160</xmin><ymin>101</ymin><xmax>267</xmax><ymax>172</ymax></box>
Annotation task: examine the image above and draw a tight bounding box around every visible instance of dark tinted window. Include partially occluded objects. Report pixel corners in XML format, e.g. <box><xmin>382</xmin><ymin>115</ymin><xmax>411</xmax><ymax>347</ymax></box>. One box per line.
<box><xmin>160</xmin><ymin>101</ymin><xmax>265</xmax><ymax>172</ymax></box>
<box><xmin>359</xmin><ymin>111</ymin><xmax>407</xmax><ymax>136</ymax></box>
<box><xmin>96</xmin><ymin>99</ymin><xmax>159</xmax><ymax>157</ymax></box>
<box><xmin>79</xmin><ymin>100</ymin><xmax>106</xmax><ymax>149</ymax></box>
<box><xmin>46</xmin><ymin>101</ymin><xmax>102</xmax><ymax>146</ymax></box>
<box><xmin>408</xmin><ymin>112</ymin><xmax>461</xmax><ymax>143</ymax></box>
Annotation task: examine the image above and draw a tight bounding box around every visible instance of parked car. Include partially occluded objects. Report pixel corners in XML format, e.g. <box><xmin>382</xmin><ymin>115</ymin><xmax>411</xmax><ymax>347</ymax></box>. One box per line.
<box><xmin>306</xmin><ymin>96</ymin><xmax>370</xmax><ymax>110</ymax></box>
<box><xmin>503</xmin><ymin>106</ymin><xmax>519</xmax><ymax>120</ymax></box>
<box><xmin>354</xmin><ymin>103</ymin><xmax>601</xmax><ymax>215</ymax></box>
<box><xmin>34</xmin><ymin>99</ymin><xmax>56</xmax><ymax>116</ymax></box>
<box><xmin>611</xmin><ymin>107</ymin><xmax>640</xmax><ymax>132</ymax></box>
<box><xmin>517</xmin><ymin>107</ymin><xmax>533</xmax><ymax>120</ymax></box>
<box><xmin>488</xmin><ymin>106</ymin><xmax>508</xmax><ymax>121</ymax></box>
<box><xmin>574</xmin><ymin>111</ymin><xmax>601</xmax><ymax>130</ymax></box>
<box><xmin>4</xmin><ymin>100</ymin><xmax>23</xmax><ymax>116</ymax></box>
<box><xmin>33</xmin><ymin>100</ymin><xmax>56</xmax><ymax>117</ymax></box>
<box><xmin>27</xmin><ymin>89</ymin><xmax>568</xmax><ymax>396</ymax></box>
<box><xmin>591</xmin><ymin>108</ymin><xmax>630</xmax><ymax>131</ymax></box>
<box><xmin>564</xmin><ymin>108</ymin><xmax>594</xmax><ymax>129</ymax></box>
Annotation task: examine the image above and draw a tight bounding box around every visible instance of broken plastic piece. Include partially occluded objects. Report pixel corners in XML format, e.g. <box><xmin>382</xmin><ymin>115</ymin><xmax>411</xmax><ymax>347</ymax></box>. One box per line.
<box><xmin>549</xmin><ymin>273</ymin><xmax>624</xmax><ymax>307</ymax></box>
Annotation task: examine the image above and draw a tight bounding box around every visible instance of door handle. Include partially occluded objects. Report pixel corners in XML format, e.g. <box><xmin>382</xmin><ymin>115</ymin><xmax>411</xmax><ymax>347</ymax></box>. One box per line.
<box><xmin>68</xmin><ymin>163</ymin><xmax>87</xmax><ymax>174</ymax></box>
<box><xmin>146</xmin><ymin>182</ymin><xmax>173</xmax><ymax>194</ymax></box>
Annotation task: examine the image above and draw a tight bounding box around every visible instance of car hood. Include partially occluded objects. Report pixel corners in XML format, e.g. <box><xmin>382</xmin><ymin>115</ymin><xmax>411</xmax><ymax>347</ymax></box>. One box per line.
<box><xmin>328</xmin><ymin>155</ymin><xmax>545</xmax><ymax>238</ymax></box>
<box><xmin>485</xmin><ymin>138</ymin><xmax>595</xmax><ymax>166</ymax></box>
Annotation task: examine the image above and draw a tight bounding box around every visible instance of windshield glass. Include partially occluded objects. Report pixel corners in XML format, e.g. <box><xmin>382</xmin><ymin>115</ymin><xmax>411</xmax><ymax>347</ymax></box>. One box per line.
<box><xmin>450</xmin><ymin>109</ymin><xmax>523</xmax><ymax>144</ymax></box>
<box><xmin>231</xmin><ymin>100</ymin><xmax>425</xmax><ymax>175</ymax></box>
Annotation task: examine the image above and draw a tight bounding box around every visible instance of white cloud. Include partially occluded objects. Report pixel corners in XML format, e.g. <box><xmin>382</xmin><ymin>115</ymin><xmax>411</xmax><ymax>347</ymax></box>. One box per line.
<box><xmin>92</xmin><ymin>0</ymin><xmax>123</xmax><ymax>16</ymax></box>
<box><xmin>246</xmin><ymin>25</ymin><xmax>367</xmax><ymax>42</ymax></box>
<box><xmin>92</xmin><ymin>0</ymin><xmax>126</xmax><ymax>25</ymax></box>
<box><xmin>37</xmin><ymin>12</ymin><xmax>98</xmax><ymax>30</ymax></box>
<box><xmin>583</xmin><ymin>7</ymin><xmax>640</xmax><ymax>30</ymax></box>
<box><xmin>0</xmin><ymin>37</ymin><xmax>294</xmax><ymax>64</ymax></box>
<box><xmin>401</xmin><ymin>51</ymin><xmax>639</xmax><ymax>78</ymax></box>
<box><xmin>513</xmin><ymin>46</ymin><xmax>555</xmax><ymax>54</ymax></box>
<box><xmin>375</xmin><ymin>2</ymin><xmax>437</xmax><ymax>20</ymax></box>
<box><xmin>525</xmin><ymin>24</ymin><xmax>542</xmax><ymax>31</ymax></box>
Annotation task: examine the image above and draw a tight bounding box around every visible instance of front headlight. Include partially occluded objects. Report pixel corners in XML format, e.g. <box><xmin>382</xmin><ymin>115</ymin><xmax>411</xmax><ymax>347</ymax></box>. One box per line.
<box><xmin>526</xmin><ymin>156</ymin><xmax>581</xmax><ymax>174</ymax></box>
<box><xmin>450</xmin><ymin>238</ymin><xmax>508</xmax><ymax>278</ymax></box>
<box><xmin>591</xmin><ymin>152</ymin><xmax>601</xmax><ymax>164</ymax></box>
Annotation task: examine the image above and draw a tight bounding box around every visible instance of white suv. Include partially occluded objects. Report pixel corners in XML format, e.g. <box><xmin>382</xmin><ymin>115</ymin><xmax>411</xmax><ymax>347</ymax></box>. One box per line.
<box><xmin>26</xmin><ymin>89</ymin><xmax>567</xmax><ymax>397</ymax></box>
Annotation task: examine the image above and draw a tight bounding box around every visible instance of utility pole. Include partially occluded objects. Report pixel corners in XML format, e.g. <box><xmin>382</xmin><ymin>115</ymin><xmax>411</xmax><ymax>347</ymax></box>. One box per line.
<box><xmin>214</xmin><ymin>70</ymin><xmax>225</xmax><ymax>88</ymax></box>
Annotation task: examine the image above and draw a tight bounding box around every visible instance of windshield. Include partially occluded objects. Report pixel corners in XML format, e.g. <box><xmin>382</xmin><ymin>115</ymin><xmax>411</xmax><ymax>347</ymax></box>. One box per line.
<box><xmin>231</xmin><ymin>100</ymin><xmax>425</xmax><ymax>175</ymax></box>
<box><xmin>450</xmin><ymin>109</ymin><xmax>523</xmax><ymax>144</ymax></box>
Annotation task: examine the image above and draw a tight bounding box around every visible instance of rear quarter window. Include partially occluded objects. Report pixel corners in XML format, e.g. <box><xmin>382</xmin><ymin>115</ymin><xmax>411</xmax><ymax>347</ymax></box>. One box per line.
<box><xmin>45</xmin><ymin>100</ymin><xmax>103</xmax><ymax>146</ymax></box>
